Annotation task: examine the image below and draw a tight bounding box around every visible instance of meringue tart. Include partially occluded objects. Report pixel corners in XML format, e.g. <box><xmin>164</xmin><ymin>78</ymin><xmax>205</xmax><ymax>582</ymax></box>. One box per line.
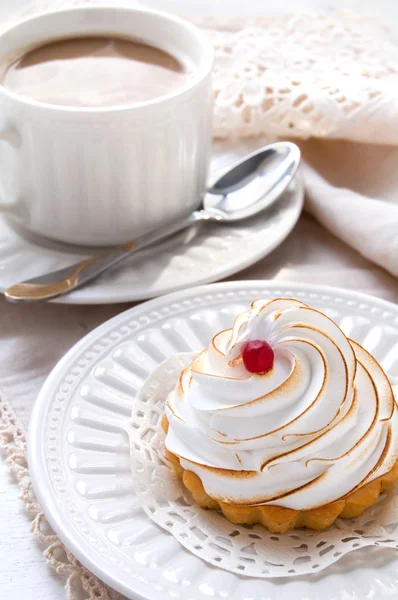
<box><xmin>163</xmin><ymin>298</ymin><xmax>398</xmax><ymax>532</ymax></box>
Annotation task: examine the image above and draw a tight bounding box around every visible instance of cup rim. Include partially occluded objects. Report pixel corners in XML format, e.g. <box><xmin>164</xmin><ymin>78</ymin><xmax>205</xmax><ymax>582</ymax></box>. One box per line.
<box><xmin>0</xmin><ymin>5</ymin><xmax>214</xmax><ymax>114</ymax></box>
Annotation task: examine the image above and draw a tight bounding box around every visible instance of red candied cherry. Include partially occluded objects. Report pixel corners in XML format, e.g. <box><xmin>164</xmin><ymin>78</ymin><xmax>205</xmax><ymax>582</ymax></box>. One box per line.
<box><xmin>242</xmin><ymin>340</ymin><xmax>274</xmax><ymax>374</ymax></box>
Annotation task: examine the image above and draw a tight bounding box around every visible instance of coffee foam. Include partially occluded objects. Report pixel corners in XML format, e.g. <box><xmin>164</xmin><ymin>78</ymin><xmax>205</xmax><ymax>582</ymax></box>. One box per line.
<box><xmin>1</xmin><ymin>35</ymin><xmax>192</xmax><ymax>107</ymax></box>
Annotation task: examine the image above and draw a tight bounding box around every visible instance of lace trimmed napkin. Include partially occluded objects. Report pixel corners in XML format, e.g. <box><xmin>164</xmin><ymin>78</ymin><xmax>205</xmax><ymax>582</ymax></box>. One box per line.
<box><xmin>200</xmin><ymin>11</ymin><xmax>398</xmax><ymax>145</ymax></box>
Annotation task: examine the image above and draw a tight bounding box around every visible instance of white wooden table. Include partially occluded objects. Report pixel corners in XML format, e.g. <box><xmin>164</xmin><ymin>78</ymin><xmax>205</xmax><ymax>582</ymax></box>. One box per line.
<box><xmin>2</xmin><ymin>1</ymin><xmax>398</xmax><ymax>599</ymax></box>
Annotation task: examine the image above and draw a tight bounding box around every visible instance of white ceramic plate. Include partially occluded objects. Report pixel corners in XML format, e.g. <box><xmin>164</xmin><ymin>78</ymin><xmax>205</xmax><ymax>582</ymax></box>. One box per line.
<box><xmin>0</xmin><ymin>173</ymin><xmax>303</xmax><ymax>305</ymax></box>
<box><xmin>28</xmin><ymin>282</ymin><xmax>398</xmax><ymax>600</ymax></box>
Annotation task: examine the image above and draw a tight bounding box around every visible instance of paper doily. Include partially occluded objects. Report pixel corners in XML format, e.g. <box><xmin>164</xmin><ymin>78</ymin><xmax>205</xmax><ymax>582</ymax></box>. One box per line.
<box><xmin>128</xmin><ymin>353</ymin><xmax>398</xmax><ymax>578</ymax></box>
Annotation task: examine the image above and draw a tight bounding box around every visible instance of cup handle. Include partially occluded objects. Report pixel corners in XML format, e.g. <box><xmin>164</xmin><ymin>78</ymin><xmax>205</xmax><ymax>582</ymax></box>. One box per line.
<box><xmin>0</xmin><ymin>122</ymin><xmax>22</xmax><ymax>214</ymax></box>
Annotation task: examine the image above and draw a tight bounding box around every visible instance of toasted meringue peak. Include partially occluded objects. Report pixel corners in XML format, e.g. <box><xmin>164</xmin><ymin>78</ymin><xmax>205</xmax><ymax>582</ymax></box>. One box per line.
<box><xmin>165</xmin><ymin>298</ymin><xmax>398</xmax><ymax>510</ymax></box>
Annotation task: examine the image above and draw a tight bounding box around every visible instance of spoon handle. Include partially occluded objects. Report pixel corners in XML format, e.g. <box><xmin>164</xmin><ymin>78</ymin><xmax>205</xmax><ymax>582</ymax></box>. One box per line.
<box><xmin>5</xmin><ymin>211</ymin><xmax>204</xmax><ymax>302</ymax></box>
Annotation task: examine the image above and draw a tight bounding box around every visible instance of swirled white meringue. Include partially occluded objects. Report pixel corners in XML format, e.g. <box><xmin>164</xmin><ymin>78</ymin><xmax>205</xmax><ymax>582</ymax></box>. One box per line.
<box><xmin>165</xmin><ymin>298</ymin><xmax>398</xmax><ymax>510</ymax></box>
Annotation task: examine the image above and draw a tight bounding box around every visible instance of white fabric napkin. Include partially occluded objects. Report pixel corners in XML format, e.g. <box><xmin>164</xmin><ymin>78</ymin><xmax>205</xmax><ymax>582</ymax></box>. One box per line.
<box><xmin>200</xmin><ymin>11</ymin><xmax>398</xmax><ymax>280</ymax></box>
<box><xmin>302</xmin><ymin>140</ymin><xmax>398</xmax><ymax>279</ymax></box>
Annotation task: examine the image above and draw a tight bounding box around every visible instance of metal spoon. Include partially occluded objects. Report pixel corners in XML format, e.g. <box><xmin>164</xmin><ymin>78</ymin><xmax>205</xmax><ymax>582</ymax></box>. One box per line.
<box><xmin>5</xmin><ymin>142</ymin><xmax>300</xmax><ymax>302</ymax></box>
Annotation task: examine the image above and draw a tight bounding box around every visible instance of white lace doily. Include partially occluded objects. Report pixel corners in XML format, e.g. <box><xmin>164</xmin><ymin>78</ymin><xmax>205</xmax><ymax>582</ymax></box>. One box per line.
<box><xmin>127</xmin><ymin>353</ymin><xmax>398</xmax><ymax>579</ymax></box>
<box><xmin>7</xmin><ymin>2</ymin><xmax>398</xmax><ymax>145</ymax></box>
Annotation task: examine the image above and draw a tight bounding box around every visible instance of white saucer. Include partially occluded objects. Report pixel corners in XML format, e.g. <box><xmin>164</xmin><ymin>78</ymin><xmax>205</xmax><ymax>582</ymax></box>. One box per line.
<box><xmin>28</xmin><ymin>281</ymin><xmax>398</xmax><ymax>600</ymax></box>
<box><xmin>0</xmin><ymin>175</ymin><xmax>303</xmax><ymax>304</ymax></box>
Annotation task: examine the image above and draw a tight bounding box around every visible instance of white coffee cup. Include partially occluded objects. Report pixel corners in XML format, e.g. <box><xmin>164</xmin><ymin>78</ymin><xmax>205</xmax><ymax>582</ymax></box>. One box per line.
<box><xmin>0</xmin><ymin>7</ymin><xmax>213</xmax><ymax>246</ymax></box>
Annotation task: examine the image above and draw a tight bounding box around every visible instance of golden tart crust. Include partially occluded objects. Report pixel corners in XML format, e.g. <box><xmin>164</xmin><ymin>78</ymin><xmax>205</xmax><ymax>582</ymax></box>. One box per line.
<box><xmin>162</xmin><ymin>415</ymin><xmax>398</xmax><ymax>534</ymax></box>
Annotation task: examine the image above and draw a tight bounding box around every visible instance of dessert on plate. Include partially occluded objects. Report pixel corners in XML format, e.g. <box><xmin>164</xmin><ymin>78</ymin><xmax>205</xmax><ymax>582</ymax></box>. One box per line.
<box><xmin>162</xmin><ymin>298</ymin><xmax>398</xmax><ymax>533</ymax></box>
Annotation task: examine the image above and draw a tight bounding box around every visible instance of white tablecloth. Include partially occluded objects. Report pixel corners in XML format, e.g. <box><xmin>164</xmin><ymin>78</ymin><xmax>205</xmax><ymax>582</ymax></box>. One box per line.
<box><xmin>3</xmin><ymin>208</ymin><xmax>398</xmax><ymax>600</ymax></box>
<box><xmin>2</xmin><ymin>1</ymin><xmax>398</xmax><ymax>600</ymax></box>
